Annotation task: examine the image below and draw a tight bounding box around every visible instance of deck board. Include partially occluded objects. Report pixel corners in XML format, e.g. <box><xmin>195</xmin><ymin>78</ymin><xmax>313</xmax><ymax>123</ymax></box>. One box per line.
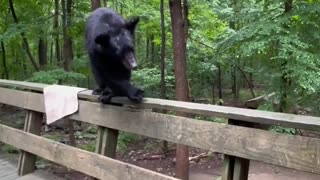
<box><xmin>0</xmin><ymin>153</ymin><xmax>18</xmax><ymax>180</ymax></box>
<box><xmin>0</xmin><ymin>153</ymin><xmax>63</xmax><ymax>180</ymax></box>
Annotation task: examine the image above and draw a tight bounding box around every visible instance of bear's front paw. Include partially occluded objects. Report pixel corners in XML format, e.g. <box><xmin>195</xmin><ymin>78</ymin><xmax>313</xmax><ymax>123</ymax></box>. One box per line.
<box><xmin>92</xmin><ymin>88</ymin><xmax>102</xmax><ymax>95</ymax></box>
<box><xmin>128</xmin><ymin>88</ymin><xmax>144</xmax><ymax>103</ymax></box>
<box><xmin>98</xmin><ymin>94</ymin><xmax>113</xmax><ymax>104</ymax></box>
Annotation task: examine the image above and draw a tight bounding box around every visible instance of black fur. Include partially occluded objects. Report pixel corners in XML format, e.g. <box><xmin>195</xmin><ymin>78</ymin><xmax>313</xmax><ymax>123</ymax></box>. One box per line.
<box><xmin>85</xmin><ymin>8</ymin><xmax>144</xmax><ymax>104</ymax></box>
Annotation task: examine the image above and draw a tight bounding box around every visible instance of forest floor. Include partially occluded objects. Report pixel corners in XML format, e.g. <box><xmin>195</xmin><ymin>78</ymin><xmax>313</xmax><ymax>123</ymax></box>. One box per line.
<box><xmin>1</xmin><ymin>105</ymin><xmax>320</xmax><ymax>180</ymax></box>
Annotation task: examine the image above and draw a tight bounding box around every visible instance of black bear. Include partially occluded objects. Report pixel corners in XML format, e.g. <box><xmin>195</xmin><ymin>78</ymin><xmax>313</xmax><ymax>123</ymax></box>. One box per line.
<box><xmin>85</xmin><ymin>7</ymin><xmax>144</xmax><ymax>104</ymax></box>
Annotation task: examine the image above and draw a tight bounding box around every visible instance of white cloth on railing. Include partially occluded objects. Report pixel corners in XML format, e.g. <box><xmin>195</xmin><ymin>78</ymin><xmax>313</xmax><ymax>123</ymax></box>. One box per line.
<box><xmin>43</xmin><ymin>85</ymin><xmax>87</xmax><ymax>124</ymax></box>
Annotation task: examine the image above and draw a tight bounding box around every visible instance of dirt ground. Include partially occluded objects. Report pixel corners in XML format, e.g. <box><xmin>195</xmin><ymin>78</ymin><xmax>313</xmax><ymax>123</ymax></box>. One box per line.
<box><xmin>1</xmin><ymin>105</ymin><xmax>320</xmax><ymax>180</ymax></box>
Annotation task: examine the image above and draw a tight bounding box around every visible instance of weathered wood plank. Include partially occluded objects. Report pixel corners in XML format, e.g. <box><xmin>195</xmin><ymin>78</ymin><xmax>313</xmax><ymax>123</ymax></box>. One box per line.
<box><xmin>1</xmin><ymin>88</ymin><xmax>320</xmax><ymax>174</ymax></box>
<box><xmin>222</xmin><ymin>156</ymin><xmax>234</xmax><ymax>180</ymax></box>
<box><xmin>0</xmin><ymin>154</ymin><xmax>18</xmax><ymax>180</ymax></box>
<box><xmin>95</xmin><ymin>127</ymin><xmax>119</xmax><ymax>158</ymax></box>
<box><xmin>101</xmin><ymin>128</ymin><xmax>119</xmax><ymax>157</ymax></box>
<box><xmin>18</xmin><ymin>111</ymin><xmax>43</xmax><ymax>176</ymax></box>
<box><xmin>0</xmin><ymin>124</ymin><xmax>178</xmax><ymax>180</ymax></box>
<box><xmin>0</xmin><ymin>88</ymin><xmax>43</xmax><ymax>112</ymax></box>
<box><xmin>1</xmin><ymin>80</ymin><xmax>320</xmax><ymax>131</ymax></box>
<box><xmin>233</xmin><ymin>157</ymin><xmax>250</xmax><ymax>180</ymax></box>
<box><xmin>0</xmin><ymin>172</ymin><xmax>18</xmax><ymax>180</ymax></box>
<box><xmin>94</xmin><ymin>127</ymin><xmax>119</xmax><ymax>180</ymax></box>
<box><xmin>16</xmin><ymin>170</ymin><xmax>64</xmax><ymax>180</ymax></box>
<box><xmin>222</xmin><ymin>120</ymin><xmax>251</xmax><ymax>180</ymax></box>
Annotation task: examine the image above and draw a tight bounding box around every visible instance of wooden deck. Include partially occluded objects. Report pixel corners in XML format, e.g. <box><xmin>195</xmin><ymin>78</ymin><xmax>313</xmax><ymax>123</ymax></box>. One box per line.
<box><xmin>0</xmin><ymin>153</ymin><xmax>62</xmax><ymax>180</ymax></box>
<box><xmin>0</xmin><ymin>153</ymin><xmax>19</xmax><ymax>180</ymax></box>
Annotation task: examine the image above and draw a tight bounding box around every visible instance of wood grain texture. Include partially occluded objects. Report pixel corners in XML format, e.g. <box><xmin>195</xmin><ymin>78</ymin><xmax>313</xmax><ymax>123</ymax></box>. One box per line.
<box><xmin>1</xmin><ymin>79</ymin><xmax>320</xmax><ymax>131</ymax></box>
<box><xmin>1</xmin><ymin>86</ymin><xmax>320</xmax><ymax>174</ymax></box>
<box><xmin>222</xmin><ymin>155</ymin><xmax>234</xmax><ymax>180</ymax></box>
<box><xmin>95</xmin><ymin>127</ymin><xmax>119</xmax><ymax>157</ymax></box>
<box><xmin>233</xmin><ymin>157</ymin><xmax>250</xmax><ymax>180</ymax></box>
<box><xmin>16</xmin><ymin>170</ymin><xmax>64</xmax><ymax>180</ymax></box>
<box><xmin>18</xmin><ymin>111</ymin><xmax>43</xmax><ymax>176</ymax></box>
<box><xmin>221</xmin><ymin>120</ymin><xmax>251</xmax><ymax>180</ymax></box>
<box><xmin>0</xmin><ymin>124</ymin><xmax>178</xmax><ymax>180</ymax></box>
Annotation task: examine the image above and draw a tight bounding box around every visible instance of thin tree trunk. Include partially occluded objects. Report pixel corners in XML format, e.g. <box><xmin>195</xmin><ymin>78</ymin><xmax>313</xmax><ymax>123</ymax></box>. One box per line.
<box><xmin>146</xmin><ymin>38</ymin><xmax>149</xmax><ymax>61</ymax></box>
<box><xmin>61</xmin><ymin>0</ymin><xmax>76</xmax><ymax>147</ymax></box>
<box><xmin>160</xmin><ymin>0</ymin><xmax>168</xmax><ymax>153</ymax></box>
<box><xmin>62</xmin><ymin>0</ymin><xmax>73</xmax><ymax>71</ymax></box>
<box><xmin>169</xmin><ymin>0</ymin><xmax>190</xmax><ymax>179</ymax></box>
<box><xmin>183</xmin><ymin>0</ymin><xmax>189</xmax><ymax>43</ymax></box>
<box><xmin>231</xmin><ymin>64</ymin><xmax>237</xmax><ymax>101</ymax></box>
<box><xmin>8</xmin><ymin>0</ymin><xmax>39</xmax><ymax>71</ymax></box>
<box><xmin>38</xmin><ymin>37</ymin><xmax>47</xmax><ymax>69</ymax></box>
<box><xmin>49</xmin><ymin>41</ymin><xmax>53</xmax><ymax>64</ymax></box>
<box><xmin>1</xmin><ymin>41</ymin><xmax>9</xmax><ymax>79</ymax></box>
<box><xmin>151</xmin><ymin>35</ymin><xmax>155</xmax><ymax>62</ymax></box>
<box><xmin>279</xmin><ymin>0</ymin><xmax>293</xmax><ymax>112</ymax></box>
<box><xmin>212</xmin><ymin>81</ymin><xmax>215</xmax><ymax>103</ymax></box>
<box><xmin>217</xmin><ymin>62</ymin><xmax>222</xmax><ymax>103</ymax></box>
<box><xmin>54</xmin><ymin>0</ymin><xmax>61</xmax><ymax>66</ymax></box>
<box><xmin>91</xmin><ymin>0</ymin><xmax>101</xmax><ymax>11</ymax></box>
<box><xmin>103</xmin><ymin>0</ymin><xmax>107</xmax><ymax>7</ymax></box>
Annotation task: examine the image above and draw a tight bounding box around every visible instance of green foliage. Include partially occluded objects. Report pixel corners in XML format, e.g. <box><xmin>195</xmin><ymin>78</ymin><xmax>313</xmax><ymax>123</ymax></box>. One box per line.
<box><xmin>79</xmin><ymin>141</ymin><xmax>96</xmax><ymax>152</ymax></box>
<box><xmin>117</xmin><ymin>132</ymin><xmax>139</xmax><ymax>151</ymax></box>
<box><xmin>213</xmin><ymin>0</ymin><xmax>320</xmax><ymax>111</ymax></box>
<box><xmin>132</xmin><ymin>68</ymin><xmax>175</xmax><ymax>98</ymax></box>
<box><xmin>42</xmin><ymin>134</ymin><xmax>63</xmax><ymax>142</ymax></box>
<box><xmin>27</xmin><ymin>68</ymin><xmax>86</xmax><ymax>86</ymax></box>
<box><xmin>270</xmin><ymin>126</ymin><xmax>297</xmax><ymax>135</ymax></box>
<box><xmin>1</xmin><ymin>144</ymin><xmax>19</xmax><ymax>154</ymax></box>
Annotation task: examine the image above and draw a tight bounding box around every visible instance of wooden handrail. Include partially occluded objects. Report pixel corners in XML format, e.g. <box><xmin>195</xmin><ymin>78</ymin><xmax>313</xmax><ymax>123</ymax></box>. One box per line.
<box><xmin>0</xmin><ymin>79</ymin><xmax>320</xmax><ymax>131</ymax></box>
<box><xmin>0</xmin><ymin>124</ymin><xmax>178</xmax><ymax>180</ymax></box>
<box><xmin>0</xmin><ymin>87</ymin><xmax>320</xmax><ymax>174</ymax></box>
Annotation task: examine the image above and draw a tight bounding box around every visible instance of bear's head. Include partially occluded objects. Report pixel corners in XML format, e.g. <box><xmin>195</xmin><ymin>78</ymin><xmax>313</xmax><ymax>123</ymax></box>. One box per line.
<box><xmin>95</xmin><ymin>17</ymin><xmax>140</xmax><ymax>70</ymax></box>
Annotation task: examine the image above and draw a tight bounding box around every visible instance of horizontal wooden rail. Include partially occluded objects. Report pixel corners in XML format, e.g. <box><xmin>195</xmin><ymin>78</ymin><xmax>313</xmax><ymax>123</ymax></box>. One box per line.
<box><xmin>0</xmin><ymin>124</ymin><xmax>178</xmax><ymax>180</ymax></box>
<box><xmin>1</xmin><ymin>79</ymin><xmax>320</xmax><ymax>131</ymax></box>
<box><xmin>0</xmin><ymin>87</ymin><xmax>320</xmax><ymax>174</ymax></box>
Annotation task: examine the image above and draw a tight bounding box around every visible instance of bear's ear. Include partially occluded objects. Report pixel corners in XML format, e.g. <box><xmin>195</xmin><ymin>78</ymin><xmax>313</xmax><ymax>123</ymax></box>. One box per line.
<box><xmin>95</xmin><ymin>33</ymin><xmax>110</xmax><ymax>45</ymax></box>
<box><xmin>124</xmin><ymin>17</ymin><xmax>140</xmax><ymax>32</ymax></box>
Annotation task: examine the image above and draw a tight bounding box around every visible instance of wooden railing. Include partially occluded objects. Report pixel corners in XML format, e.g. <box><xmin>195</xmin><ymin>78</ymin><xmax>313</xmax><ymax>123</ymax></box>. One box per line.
<box><xmin>0</xmin><ymin>79</ymin><xmax>319</xmax><ymax>180</ymax></box>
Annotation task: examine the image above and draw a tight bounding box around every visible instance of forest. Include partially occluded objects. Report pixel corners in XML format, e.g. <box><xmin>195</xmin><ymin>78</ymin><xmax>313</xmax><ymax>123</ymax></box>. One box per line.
<box><xmin>0</xmin><ymin>0</ymin><xmax>320</xmax><ymax>179</ymax></box>
<box><xmin>1</xmin><ymin>0</ymin><xmax>320</xmax><ymax>114</ymax></box>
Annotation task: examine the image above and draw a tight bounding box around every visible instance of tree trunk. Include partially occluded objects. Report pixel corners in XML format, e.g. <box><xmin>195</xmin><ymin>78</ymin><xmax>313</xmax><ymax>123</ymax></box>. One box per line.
<box><xmin>183</xmin><ymin>0</ymin><xmax>189</xmax><ymax>42</ymax></box>
<box><xmin>169</xmin><ymin>0</ymin><xmax>190</xmax><ymax>179</ymax></box>
<box><xmin>38</xmin><ymin>38</ymin><xmax>47</xmax><ymax>69</ymax></box>
<box><xmin>146</xmin><ymin>38</ymin><xmax>150</xmax><ymax>61</ymax></box>
<box><xmin>150</xmin><ymin>35</ymin><xmax>155</xmax><ymax>62</ymax></box>
<box><xmin>61</xmin><ymin>0</ymin><xmax>76</xmax><ymax>147</ymax></box>
<box><xmin>1</xmin><ymin>41</ymin><xmax>9</xmax><ymax>79</ymax></box>
<box><xmin>279</xmin><ymin>0</ymin><xmax>293</xmax><ymax>112</ymax></box>
<box><xmin>8</xmin><ymin>0</ymin><xmax>39</xmax><ymax>71</ymax></box>
<box><xmin>231</xmin><ymin>65</ymin><xmax>237</xmax><ymax>101</ymax></box>
<box><xmin>49</xmin><ymin>41</ymin><xmax>53</xmax><ymax>64</ymax></box>
<box><xmin>62</xmin><ymin>0</ymin><xmax>73</xmax><ymax>71</ymax></box>
<box><xmin>160</xmin><ymin>0</ymin><xmax>168</xmax><ymax>153</ymax></box>
<box><xmin>103</xmin><ymin>0</ymin><xmax>107</xmax><ymax>7</ymax></box>
<box><xmin>54</xmin><ymin>0</ymin><xmax>61</xmax><ymax>66</ymax></box>
<box><xmin>91</xmin><ymin>0</ymin><xmax>101</xmax><ymax>11</ymax></box>
<box><xmin>217</xmin><ymin>62</ymin><xmax>222</xmax><ymax>103</ymax></box>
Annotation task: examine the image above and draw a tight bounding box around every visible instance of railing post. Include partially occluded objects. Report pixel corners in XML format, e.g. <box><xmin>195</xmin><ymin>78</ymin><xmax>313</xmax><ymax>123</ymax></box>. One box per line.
<box><xmin>95</xmin><ymin>127</ymin><xmax>119</xmax><ymax>157</ymax></box>
<box><xmin>93</xmin><ymin>104</ymin><xmax>120</xmax><ymax>180</ymax></box>
<box><xmin>222</xmin><ymin>119</ymin><xmax>251</xmax><ymax>180</ymax></box>
<box><xmin>17</xmin><ymin>110</ymin><xmax>43</xmax><ymax>176</ymax></box>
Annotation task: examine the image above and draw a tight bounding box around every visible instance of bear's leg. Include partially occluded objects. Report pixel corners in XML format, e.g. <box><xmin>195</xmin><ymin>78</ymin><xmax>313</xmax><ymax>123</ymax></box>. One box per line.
<box><xmin>126</xmin><ymin>85</ymin><xmax>144</xmax><ymax>103</ymax></box>
<box><xmin>114</xmin><ymin>81</ymin><xmax>144</xmax><ymax>103</ymax></box>
<box><xmin>89</xmin><ymin>55</ymin><xmax>106</xmax><ymax>95</ymax></box>
<box><xmin>98</xmin><ymin>86</ymin><xmax>115</xmax><ymax>104</ymax></box>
